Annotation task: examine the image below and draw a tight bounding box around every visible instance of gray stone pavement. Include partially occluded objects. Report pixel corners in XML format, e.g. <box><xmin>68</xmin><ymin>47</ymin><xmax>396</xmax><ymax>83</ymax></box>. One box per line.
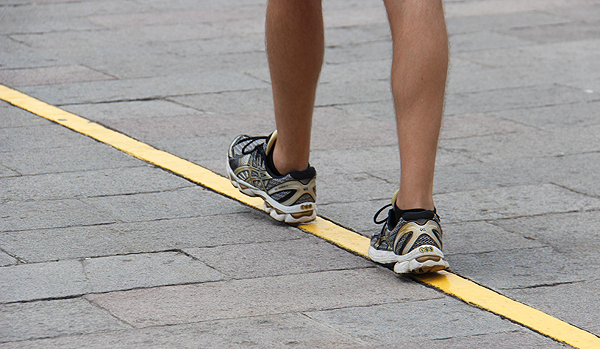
<box><xmin>1</xmin><ymin>0</ymin><xmax>599</xmax><ymax>347</ymax></box>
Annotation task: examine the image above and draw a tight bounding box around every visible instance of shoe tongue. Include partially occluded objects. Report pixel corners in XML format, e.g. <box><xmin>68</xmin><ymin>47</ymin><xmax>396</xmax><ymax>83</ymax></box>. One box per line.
<box><xmin>401</xmin><ymin>210</ymin><xmax>435</xmax><ymax>221</ymax></box>
<box><xmin>265</xmin><ymin>130</ymin><xmax>278</xmax><ymax>155</ymax></box>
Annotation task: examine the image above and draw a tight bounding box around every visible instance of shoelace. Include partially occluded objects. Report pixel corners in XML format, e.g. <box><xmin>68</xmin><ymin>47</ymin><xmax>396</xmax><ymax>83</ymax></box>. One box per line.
<box><xmin>240</xmin><ymin>135</ymin><xmax>269</xmax><ymax>155</ymax></box>
<box><xmin>373</xmin><ymin>203</ymin><xmax>392</xmax><ymax>225</ymax></box>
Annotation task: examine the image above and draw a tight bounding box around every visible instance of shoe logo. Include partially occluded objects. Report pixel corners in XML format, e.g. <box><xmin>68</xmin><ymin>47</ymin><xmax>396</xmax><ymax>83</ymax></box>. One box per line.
<box><xmin>419</xmin><ymin>246</ymin><xmax>434</xmax><ymax>253</ymax></box>
<box><xmin>420</xmin><ymin>228</ymin><xmax>427</xmax><ymax>232</ymax></box>
<box><xmin>301</xmin><ymin>204</ymin><xmax>313</xmax><ymax>210</ymax></box>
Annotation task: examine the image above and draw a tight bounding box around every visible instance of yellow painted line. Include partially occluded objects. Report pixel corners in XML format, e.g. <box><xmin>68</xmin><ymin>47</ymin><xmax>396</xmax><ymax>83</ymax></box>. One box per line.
<box><xmin>2</xmin><ymin>84</ymin><xmax>599</xmax><ymax>349</ymax></box>
<box><xmin>416</xmin><ymin>271</ymin><xmax>600</xmax><ymax>349</ymax></box>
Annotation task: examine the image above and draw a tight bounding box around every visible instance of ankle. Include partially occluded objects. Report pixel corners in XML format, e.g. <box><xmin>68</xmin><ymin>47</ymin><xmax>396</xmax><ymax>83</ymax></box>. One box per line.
<box><xmin>394</xmin><ymin>197</ymin><xmax>435</xmax><ymax>212</ymax></box>
<box><xmin>271</xmin><ymin>145</ymin><xmax>309</xmax><ymax>175</ymax></box>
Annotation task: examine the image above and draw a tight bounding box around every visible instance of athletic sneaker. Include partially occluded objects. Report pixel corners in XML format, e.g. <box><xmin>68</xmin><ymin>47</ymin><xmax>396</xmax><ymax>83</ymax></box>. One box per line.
<box><xmin>227</xmin><ymin>131</ymin><xmax>317</xmax><ymax>224</ymax></box>
<box><xmin>368</xmin><ymin>192</ymin><xmax>449</xmax><ymax>274</ymax></box>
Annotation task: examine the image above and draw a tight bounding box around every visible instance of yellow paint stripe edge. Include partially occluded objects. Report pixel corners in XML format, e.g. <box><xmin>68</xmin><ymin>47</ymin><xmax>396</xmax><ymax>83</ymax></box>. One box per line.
<box><xmin>2</xmin><ymin>84</ymin><xmax>598</xmax><ymax>349</ymax></box>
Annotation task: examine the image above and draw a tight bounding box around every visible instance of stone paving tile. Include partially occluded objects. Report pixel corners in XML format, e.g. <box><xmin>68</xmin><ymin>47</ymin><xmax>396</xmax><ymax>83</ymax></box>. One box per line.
<box><xmin>563</xmin><ymin>75</ymin><xmax>600</xmax><ymax>95</ymax></box>
<box><xmin>1</xmin><ymin>199</ymin><xmax>116</xmax><ymax>232</ymax></box>
<box><xmin>445</xmin><ymin>84</ymin><xmax>597</xmax><ymax>116</ymax></box>
<box><xmin>0</xmin><ymin>252</ymin><xmax>226</xmax><ymax>303</ymax></box>
<box><xmin>62</xmin><ymin>99</ymin><xmax>200</xmax><ymax>121</ymax></box>
<box><xmin>443</xmin><ymin>221</ymin><xmax>544</xmax><ymax>255</ymax></box>
<box><xmin>158</xmin><ymin>33</ymin><xmax>265</xmax><ymax>56</ymax></box>
<box><xmin>448</xmin><ymin>246</ymin><xmax>597</xmax><ymax>290</ymax></box>
<box><xmin>317</xmin><ymin>172</ymin><xmax>395</xmax><ymax>206</ymax></box>
<box><xmin>9</xmin><ymin>24</ymin><xmax>223</xmax><ymax>50</ymax></box>
<box><xmin>321</xmin><ymin>0</ymin><xmax>377</xmax><ymax>12</ymax></box>
<box><xmin>532</xmin><ymin>152</ymin><xmax>600</xmax><ymax>198</ymax></box>
<box><xmin>0</xmin><ymin>105</ymin><xmax>53</xmax><ymax>128</ymax></box>
<box><xmin>499</xmin><ymin>20</ymin><xmax>600</xmax><ymax>44</ymax></box>
<box><xmin>1</xmin><ymin>166</ymin><xmax>193</xmax><ymax>202</ymax></box>
<box><xmin>449</xmin><ymin>31</ymin><xmax>535</xmax><ymax>54</ymax></box>
<box><xmin>310</xmin><ymin>146</ymin><xmax>399</xmax><ymax>178</ymax></box>
<box><xmin>444</xmin><ymin>0</ymin><xmax>580</xmax><ymax>18</ymax></box>
<box><xmin>324</xmin><ymin>41</ymin><xmax>392</xmax><ymax>65</ymax></box>
<box><xmin>544</xmin><ymin>3</ymin><xmax>600</xmax><ymax>23</ymax></box>
<box><xmin>429</xmin><ymin>150</ymin><xmax>600</xmax><ymax>198</ymax></box>
<box><xmin>300</xmin><ymin>164</ymin><xmax>556</xmax><ymax>227</ymax></box>
<box><xmin>81</xmin><ymin>187</ymin><xmax>246</xmax><ymax>223</ymax></box>
<box><xmin>0</xmin><ymin>36</ymin><xmax>29</xmax><ymax>64</ymax></box>
<box><xmin>0</xmin><ymin>259</ymin><xmax>90</xmax><ymax>303</ymax></box>
<box><xmin>87</xmin><ymin>6</ymin><xmax>264</xmax><ymax>29</ymax></box>
<box><xmin>79</xmin><ymin>48</ymin><xmax>195</xmax><ymax>80</ymax></box>
<box><xmin>492</xmin><ymin>100</ymin><xmax>600</xmax><ymax>129</ymax></box>
<box><xmin>0</xmin><ymin>14</ymin><xmax>102</xmax><ymax>36</ymax></box>
<box><xmin>0</xmin><ymin>165</ymin><xmax>21</xmax><ymax>178</ymax></box>
<box><xmin>315</xmin><ymin>80</ymin><xmax>392</xmax><ymax>107</ymax></box>
<box><xmin>85</xmin><ymin>268</ymin><xmax>443</xmax><ymax>327</ymax></box>
<box><xmin>455</xmin><ymin>38</ymin><xmax>600</xmax><ymax>69</ymax></box>
<box><xmin>140</xmin><ymin>0</ymin><xmax>265</xmax><ymax>11</ymax></box>
<box><xmin>0</xmin><ymin>0</ymin><xmax>145</xmax><ymax>18</ymax></box>
<box><xmin>446</xmin><ymin>60</ymin><xmax>596</xmax><ymax>94</ymax></box>
<box><xmin>439</xmin><ymin>113</ymin><xmax>536</xmax><ymax>139</ymax></box>
<box><xmin>0</xmin><ymin>313</ymin><xmax>362</xmax><ymax>348</ymax></box>
<box><xmin>168</xmin><ymin>89</ymin><xmax>273</xmax><ymax>115</ymax></box>
<box><xmin>0</xmin><ymin>298</ymin><xmax>129</xmax><ymax>343</ymax></box>
<box><xmin>363</xmin><ymin>331</ymin><xmax>570</xmax><ymax>349</ymax></box>
<box><xmin>1</xmin><ymin>145</ymin><xmax>145</xmax><ymax>176</ymax></box>
<box><xmin>0</xmin><ymin>46</ymin><xmax>83</xmax><ymax>72</ymax></box>
<box><xmin>17</xmin><ymin>70</ymin><xmax>268</xmax><ymax>105</ymax></box>
<box><xmin>305</xmin><ymin>297</ymin><xmax>520</xmax><ymax>344</ymax></box>
<box><xmin>83</xmin><ymin>251</ymin><xmax>227</xmax><ymax>293</ymax></box>
<box><xmin>124</xmin><ymin>107</ymin><xmax>397</xmax><ymax>157</ymax></box>
<box><xmin>491</xmin><ymin>210</ymin><xmax>600</xmax><ymax>263</ymax></box>
<box><xmin>505</xmin><ymin>279</ymin><xmax>600</xmax><ymax>335</ymax></box>
<box><xmin>0</xmin><ymin>327</ymin><xmax>570</xmax><ymax>349</ymax></box>
<box><xmin>0</xmin><ymin>165</ymin><xmax>19</xmax><ymax>179</ymax></box>
<box><xmin>0</xmin><ymin>65</ymin><xmax>114</xmax><ymax>87</ymax></box>
<box><xmin>317</xmin><ymin>198</ymin><xmax>396</xmax><ymax>238</ymax></box>
<box><xmin>324</xmin><ymin>24</ymin><xmax>391</xmax><ymax>48</ymax></box>
<box><xmin>318</xmin><ymin>59</ymin><xmax>390</xmax><ymax>84</ymax></box>
<box><xmin>208</xmin><ymin>16</ymin><xmax>265</xmax><ymax>37</ymax></box>
<box><xmin>323</xmin><ymin>6</ymin><xmax>388</xmax><ymax>29</ymax></box>
<box><xmin>0</xmin><ymin>211</ymin><xmax>305</xmax><ymax>263</ymax></box>
<box><xmin>318</xmin><ymin>187</ymin><xmax>593</xmax><ymax>245</ymax></box>
<box><xmin>0</xmin><ymin>124</ymin><xmax>96</xmax><ymax>152</ymax></box>
<box><xmin>151</xmin><ymin>135</ymin><xmax>235</xmax><ymax>165</ymax></box>
<box><xmin>75</xmin><ymin>42</ymin><xmax>268</xmax><ymax>79</ymax></box>
<box><xmin>90</xmin><ymin>114</ymin><xmax>243</xmax><ymax>143</ymax></box>
<box><xmin>184</xmin><ymin>236</ymin><xmax>374</xmax><ymax>279</ymax></box>
<box><xmin>435</xmin><ymin>183</ymin><xmax>600</xmax><ymax>223</ymax></box>
<box><xmin>439</xmin><ymin>124</ymin><xmax>600</xmax><ymax>163</ymax></box>
<box><xmin>243</xmin><ymin>66</ymin><xmax>271</xmax><ymax>85</ymax></box>
<box><xmin>335</xmin><ymin>99</ymin><xmax>396</xmax><ymax>120</ymax></box>
<box><xmin>430</xmin><ymin>161</ymin><xmax>539</xmax><ymax>196</ymax></box>
<box><xmin>312</xmin><ymin>107</ymin><xmax>398</xmax><ymax>150</ymax></box>
<box><xmin>446</xmin><ymin>11</ymin><xmax>573</xmax><ymax>34</ymax></box>
<box><xmin>0</xmin><ymin>251</ymin><xmax>18</xmax><ymax>267</ymax></box>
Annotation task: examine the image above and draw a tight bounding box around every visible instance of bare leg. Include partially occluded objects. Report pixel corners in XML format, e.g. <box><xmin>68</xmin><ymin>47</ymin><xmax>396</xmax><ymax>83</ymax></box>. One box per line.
<box><xmin>266</xmin><ymin>0</ymin><xmax>324</xmax><ymax>174</ymax></box>
<box><xmin>384</xmin><ymin>0</ymin><xmax>448</xmax><ymax>211</ymax></box>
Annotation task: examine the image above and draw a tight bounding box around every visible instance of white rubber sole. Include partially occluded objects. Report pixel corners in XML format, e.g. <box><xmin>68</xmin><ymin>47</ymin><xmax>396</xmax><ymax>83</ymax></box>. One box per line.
<box><xmin>394</xmin><ymin>257</ymin><xmax>449</xmax><ymax>274</ymax></box>
<box><xmin>368</xmin><ymin>246</ymin><xmax>398</xmax><ymax>264</ymax></box>
<box><xmin>227</xmin><ymin>166</ymin><xmax>316</xmax><ymax>224</ymax></box>
<box><xmin>370</xmin><ymin>245</ymin><xmax>448</xmax><ymax>274</ymax></box>
<box><xmin>394</xmin><ymin>246</ymin><xmax>449</xmax><ymax>274</ymax></box>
